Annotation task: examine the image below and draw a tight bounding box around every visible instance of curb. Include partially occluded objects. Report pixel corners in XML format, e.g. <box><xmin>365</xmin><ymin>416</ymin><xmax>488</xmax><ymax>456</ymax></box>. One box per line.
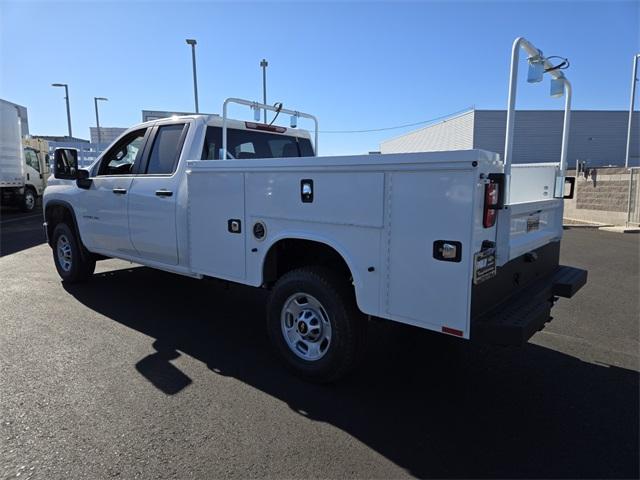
<box><xmin>598</xmin><ymin>226</ymin><xmax>640</xmax><ymax>234</ymax></box>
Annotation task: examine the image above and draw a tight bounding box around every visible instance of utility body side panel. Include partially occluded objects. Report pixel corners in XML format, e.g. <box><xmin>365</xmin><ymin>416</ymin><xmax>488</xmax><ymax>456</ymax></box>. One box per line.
<box><xmin>187</xmin><ymin>150</ymin><xmax>502</xmax><ymax>337</ymax></box>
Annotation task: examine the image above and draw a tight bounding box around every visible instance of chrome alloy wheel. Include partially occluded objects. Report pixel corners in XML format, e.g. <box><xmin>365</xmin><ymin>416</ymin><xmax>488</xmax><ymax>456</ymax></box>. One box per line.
<box><xmin>56</xmin><ymin>234</ymin><xmax>73</xmax><ymax>272</ymax></box>
<box><xmin>281</xmin><ymin>293</ymin><xmax>332</xmax><ymax>361</ymax></box>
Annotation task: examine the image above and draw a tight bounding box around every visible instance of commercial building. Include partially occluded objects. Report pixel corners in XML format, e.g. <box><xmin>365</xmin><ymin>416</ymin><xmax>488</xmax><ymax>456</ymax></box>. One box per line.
<box><xmin>89</xmin><ymin>127</ymin><xmax>127</xmax><ymax>145</ymax></box>
<box><xmin>381</xmin><ymin>109</ymin><xmax>639</xmax><ymax>168</ymax></box>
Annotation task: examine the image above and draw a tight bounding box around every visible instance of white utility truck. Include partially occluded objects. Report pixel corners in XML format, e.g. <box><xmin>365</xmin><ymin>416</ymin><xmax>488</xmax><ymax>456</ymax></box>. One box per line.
<box><xmin>0</xmin><ymin>100</ymin><xmax>49</xmax><ymax>212</ymax></box>
<box><xmin>43</xmin><ymin>38</ymin><xmax>586</xmax><ymax>382</ymax></box>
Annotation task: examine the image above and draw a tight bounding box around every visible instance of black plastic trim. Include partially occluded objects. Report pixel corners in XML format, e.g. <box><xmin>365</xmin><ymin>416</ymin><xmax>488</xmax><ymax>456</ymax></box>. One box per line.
<box><xmin>44</xmin><ymin>200</ymin><xmax>90</xmax><ymax>261</ymax></box>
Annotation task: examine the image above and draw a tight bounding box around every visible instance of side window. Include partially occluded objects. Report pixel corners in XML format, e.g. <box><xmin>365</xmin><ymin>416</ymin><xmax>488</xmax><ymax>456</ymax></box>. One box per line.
<box><xmin>99</xmin><ymin>129</ymin><xmax>147</xmax><ymax>176</ymax></box>
<box><xmin>144</xmin><ymin>124</ymin><xmax>187</xmax><ymax>175</ymax></box>
<box><xmin>201</xmin><ymin>126</ymin><xmax>221</xmax><ymax>160</ymax></box>
<box><xmin>24</xmin><ymin>149</ymin><xmax>40</xmax><ymax>171</ymax></box>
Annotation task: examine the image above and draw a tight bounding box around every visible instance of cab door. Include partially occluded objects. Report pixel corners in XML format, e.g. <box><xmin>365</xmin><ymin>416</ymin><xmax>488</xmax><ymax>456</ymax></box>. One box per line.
<box><xmin>127</xmin><ymin>122</ymin><xmax>189</xmax><ymax>265</ymax></box>
<box><xmin>23</xmin><ymin>148</ymin><xmax>45</xmax><ymax>195</ymax></box>
<box><xmin>79</xmin><ymin>128</ymin><xmax>149</xmax><ymax>255</ymax></box>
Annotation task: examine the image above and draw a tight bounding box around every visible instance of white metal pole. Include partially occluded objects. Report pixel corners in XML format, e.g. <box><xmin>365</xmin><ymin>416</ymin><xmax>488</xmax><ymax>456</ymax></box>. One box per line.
<box><xmin>559</xmin><ymin>79</ymin><xmax>572</xmax><ymax>172</ymax></box>
<box><xmin>503</xmin><ymin>37</ymin><xmax>524</xmax><ymax>204</ymax></box>
<box><xmin>625</xmin><ymin>54</ymin><xmax>640</xmax><ymax>169</ymax></box>
<box><xmin>222</xmin><ymin>100</ymin><xmax>228</xmax><ymax>159</ymax></box>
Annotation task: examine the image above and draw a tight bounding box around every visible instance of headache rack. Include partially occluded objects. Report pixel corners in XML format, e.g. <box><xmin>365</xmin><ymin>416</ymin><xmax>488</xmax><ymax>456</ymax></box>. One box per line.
<box><xmin>220</xmin><ymin>98</ymin><xmax>319</xmax><ymax>159</ymax></box>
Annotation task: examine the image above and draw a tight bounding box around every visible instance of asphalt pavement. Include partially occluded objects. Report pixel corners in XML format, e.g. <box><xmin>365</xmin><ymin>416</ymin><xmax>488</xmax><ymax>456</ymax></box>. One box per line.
<box><xmin>1</xmin><ymin>209</ymin><xmax>638</xmax><ymax>479</ymax></box>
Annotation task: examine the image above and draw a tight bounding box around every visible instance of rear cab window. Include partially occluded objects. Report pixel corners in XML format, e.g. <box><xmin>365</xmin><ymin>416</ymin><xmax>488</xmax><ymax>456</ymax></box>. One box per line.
<box><xmin>201</xmin><ymin>126</ymin><xmax>314</xmax><ymax>160</ymax></box>
<box><xmin>142</xmin><ymin>123</ymin><xmax>189</xmax><ymax>175</ymax></box>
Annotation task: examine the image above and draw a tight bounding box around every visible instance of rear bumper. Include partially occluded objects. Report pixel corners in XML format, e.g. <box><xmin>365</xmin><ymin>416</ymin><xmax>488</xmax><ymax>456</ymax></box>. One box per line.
<box><xmin>471</xmin><ymin>265</ymin><xmax>587</xmax><ymax>346</ymax></box>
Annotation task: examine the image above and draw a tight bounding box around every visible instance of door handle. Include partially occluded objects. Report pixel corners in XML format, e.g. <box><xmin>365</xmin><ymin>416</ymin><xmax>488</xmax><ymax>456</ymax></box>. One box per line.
<box><xmin>155</xmin><ymin>190</ymin><xmax>173</xmax><ymax>197</ymax></box>
<box><xmin>112</xmin><ymin>188</ymin><xmax>127</xmax><ymax>194</ymax></box>
<box><xmin>27</xmin><ymin>173</ymin><xmax>30</xmax><ymax>181</ymax></box>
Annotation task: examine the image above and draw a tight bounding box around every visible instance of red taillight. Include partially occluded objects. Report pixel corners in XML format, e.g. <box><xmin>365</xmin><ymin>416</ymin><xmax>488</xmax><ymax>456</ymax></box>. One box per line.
<box><xmin>483</xmin><ymin>182</ymin><xmax>499</xmax><ymax>228</ymax></box>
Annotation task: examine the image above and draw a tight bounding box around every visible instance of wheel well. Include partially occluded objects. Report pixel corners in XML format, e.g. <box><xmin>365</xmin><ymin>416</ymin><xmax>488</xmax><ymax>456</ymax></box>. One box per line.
<box><xmin>263</xmin><ymin>239</ymin><xmax>353</xmax><ymax>287</ymax></box>
<box><xmin>45</xmin><ymin>203</ymin><xmax>76</xmax><ymax>247</ymax></box>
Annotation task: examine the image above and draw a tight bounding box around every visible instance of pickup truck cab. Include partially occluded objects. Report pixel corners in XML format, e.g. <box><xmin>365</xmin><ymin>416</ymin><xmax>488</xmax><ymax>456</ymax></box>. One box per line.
<box><xmin>43</xmin><ymin>39</ymin><xmax>587</xmax><ymax>382</ymax></box>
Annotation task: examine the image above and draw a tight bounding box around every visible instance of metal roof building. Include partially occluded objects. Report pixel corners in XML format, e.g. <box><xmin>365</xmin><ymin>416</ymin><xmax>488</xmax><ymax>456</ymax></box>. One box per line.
<box><xmin>380</xmin><ymin>109</ymin><xmax>639</xmax><ymax>168</ymax></box>
<box><xmin>89</xmin><ymin>127</ymin><xmax>127</xmax><ymax>145</ymax></box>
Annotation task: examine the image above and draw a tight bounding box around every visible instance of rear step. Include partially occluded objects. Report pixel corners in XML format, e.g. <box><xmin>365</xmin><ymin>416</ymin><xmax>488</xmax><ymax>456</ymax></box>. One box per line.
<box><xmin>471</xmin><ymin>266</ymin><xmax>587</xmax><ymax>346</ymax></box>
<box><xmin>552</xmin><ymin>265</ymin><xmax>587</xmax><ymax>298</ymax></box>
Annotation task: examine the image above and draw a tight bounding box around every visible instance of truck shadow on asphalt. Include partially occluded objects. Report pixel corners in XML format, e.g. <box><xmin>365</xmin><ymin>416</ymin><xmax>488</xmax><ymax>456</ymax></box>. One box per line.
<box><xmin>63</xmin><ymin>265</ymin><xmax>639</xmax><ymax>479</ymax></box>
<box><xmin>0</xmin><ymin>207</ymin><xmax>45</xmax><ymax>257</ymax></box>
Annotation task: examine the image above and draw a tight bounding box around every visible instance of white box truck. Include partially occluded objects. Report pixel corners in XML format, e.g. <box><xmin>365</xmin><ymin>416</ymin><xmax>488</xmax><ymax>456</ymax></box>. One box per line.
<box><xmin>43</xmin><ymin>38</ymin><xmax>586</xmax><ymax>382</ymax></box>
<box><xmin>0</xmin><ymin>100</ymin><xmax>48</xmax><ymax>212</ymax></box>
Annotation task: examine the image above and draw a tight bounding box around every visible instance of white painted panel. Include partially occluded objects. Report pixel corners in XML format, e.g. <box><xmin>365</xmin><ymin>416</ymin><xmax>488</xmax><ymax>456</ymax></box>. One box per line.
<box><xmin>188</xmin><ymin>171</ymin><xmax>246</xmax><ymax>281</ymax></box>
<box><xmin>81</xmin><ymin>176</ymin><xmax>135</xmax><ymax>254</ymax></box>
<box><xmin>128</xmin><ymin>175</ymin><xmax>179</xmax><ymax>265</ymax></box>
<box><xmin>507</xmin><ymin>199</ymin><xmax>563</xmax><ymax>260</ymax></box>
<box><xmin>246</xmin><ymin>172</ymin><xmax>384</xmax><ymax>228</ymax></box>
<box><xmin>510</xmin><ymin>163</ymin><xmax>558</xmax><ymax>203</ymax></box>
<box><xmin>244</xmin><ymin>218</ymin><xmax>383</xmax><ymax>314</ymax></box>
<box><xmin>387</xmin><ymin>170</ymin><xmax>474</xmax><ymax>333</ymax></box>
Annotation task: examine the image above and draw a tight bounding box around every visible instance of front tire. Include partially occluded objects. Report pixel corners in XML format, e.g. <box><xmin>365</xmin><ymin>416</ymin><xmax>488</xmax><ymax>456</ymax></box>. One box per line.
<box><xmin>52</xmin><ymin>223</ymin><xmax>95</xmax><ymax>283</ymax></box>
<box><xmin>21</xmin><ymin>188</ymin><xmax>36</xmax><ymax>212</ymax></box>
<box><xmin>267</xmin><ymin>267</ymin><xmax>366</xmax><ymax>383</ymax></box>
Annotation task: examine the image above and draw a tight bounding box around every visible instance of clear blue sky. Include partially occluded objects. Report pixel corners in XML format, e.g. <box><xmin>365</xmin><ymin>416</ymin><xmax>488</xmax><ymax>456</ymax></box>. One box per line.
<box><xmin>1</xmin><ymin>0</ymin><xmax>638</xmax><ymax>155</ymax></box>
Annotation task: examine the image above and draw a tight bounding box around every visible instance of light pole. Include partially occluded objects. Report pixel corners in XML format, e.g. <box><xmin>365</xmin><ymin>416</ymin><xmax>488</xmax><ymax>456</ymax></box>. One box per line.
<box><xmin>625</xmin><ymin>53</ymin><xmax>640</xmax><ymax>169</ymax></box>
<box><xmin>94</xmin><ymin>97</ymin><xmax>108</xmax><ymax>146</ymax></box>
<box><xmin>185</xmin><ymin>39</ymin><xmax>199</xmax><ymax>113</ymax></box>
<box><xmin>51</xmin><ymin>83</ymin><xmax>72</xmax><ymax>138</ymax></box>
<box><xmin>260</xmin><ymin>58</ymin><xmax>268</xmax><ymax>123</ymax></box>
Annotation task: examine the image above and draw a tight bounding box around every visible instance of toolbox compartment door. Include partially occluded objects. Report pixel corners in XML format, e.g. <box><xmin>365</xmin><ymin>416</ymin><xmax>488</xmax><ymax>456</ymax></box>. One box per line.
<box><xmin>386</xmin><ymin>169</ymin><xmax>475</xmax><ymax>335</ymax></box>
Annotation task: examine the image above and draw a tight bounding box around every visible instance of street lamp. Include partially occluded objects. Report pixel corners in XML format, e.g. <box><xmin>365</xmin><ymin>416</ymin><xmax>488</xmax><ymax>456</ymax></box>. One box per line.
<box><xmin>625</xmin><ymin>54</ymin><xmax>640</xmax><ymax>169</ymax></box>
<box><xmin>260</xmin><ymin>59</ymin><xmax>268</xmax><ymax>123</ymax></box>
<box><xmin>51</xmin><ymin>83</ymin><xmax>72</xmax><ymax>138</ymax></box>
<box><xmin>94</xmin><ymin>97</ymin><xmax>108</xmax><ymax>146</ymax></box>
<box><xmin>185</xmin><ymin>39</ymin><xmax>199</xmax><ymax>113</ymax></box>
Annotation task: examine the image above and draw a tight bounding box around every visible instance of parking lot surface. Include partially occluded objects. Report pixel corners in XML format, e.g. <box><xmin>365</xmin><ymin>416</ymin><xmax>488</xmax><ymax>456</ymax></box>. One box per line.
<box><xmin>1</xmin><ymin>209</ymin><xmax>639</xmax><ymax>479</ymax></box>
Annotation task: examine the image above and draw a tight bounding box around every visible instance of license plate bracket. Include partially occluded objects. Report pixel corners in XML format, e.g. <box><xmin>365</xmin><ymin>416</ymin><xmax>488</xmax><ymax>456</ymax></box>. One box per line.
<box><xmin>473</xmin><ymin>249</ymin><xmax>496</xmax><ymax>285</ymax></box>
<box><xmin>527</xmin><ymin>215</ymin><xmax>540</xmax><ymax>232</ymax></box>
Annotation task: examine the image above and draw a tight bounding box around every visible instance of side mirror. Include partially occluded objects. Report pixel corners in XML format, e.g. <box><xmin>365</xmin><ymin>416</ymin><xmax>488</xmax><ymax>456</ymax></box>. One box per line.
<box><xmin>563</xmin><ymin>176</ymin><xmax>576</xmax><ymax>199</ymax></box>
<box><xmin>53</xmin><ymin>148</ymin><xmax>79</xmax><ymax>179</ymax></box>
<box><xmin>76</xmin><ymin>169</ymin><xmax>92</xmax><ymax>190</ymax></box>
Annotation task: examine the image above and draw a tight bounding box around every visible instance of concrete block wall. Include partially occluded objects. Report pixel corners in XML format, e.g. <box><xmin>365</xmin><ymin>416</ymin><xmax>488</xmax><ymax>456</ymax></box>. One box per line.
<box><xmin>563</xmin><ymin>167</ymin><xmax>638</xmax><ymax>225</ymax></box>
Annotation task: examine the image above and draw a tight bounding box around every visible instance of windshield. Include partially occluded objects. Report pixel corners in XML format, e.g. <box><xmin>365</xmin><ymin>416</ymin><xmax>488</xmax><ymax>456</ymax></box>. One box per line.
<box><xmin>201</xmin><ymin>126</ymin><xmax>314</xmax><ymax>160</ymax></box>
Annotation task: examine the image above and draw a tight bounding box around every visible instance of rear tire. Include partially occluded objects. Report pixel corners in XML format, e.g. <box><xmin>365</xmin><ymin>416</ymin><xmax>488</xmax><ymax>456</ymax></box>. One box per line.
<box><xmin>52</xmin><ymin>223</ymin><xmax>95</xmax><ymax>283</ymax></box>
<box><xmin>21</xmin><ymin>188</ymin><xmax>36</xmax><ymax>212</ymax></box>
<box><xmin>267</xmin><ymin>267</ymin><xmax>367</xmax><ymax>383</ymax></box>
